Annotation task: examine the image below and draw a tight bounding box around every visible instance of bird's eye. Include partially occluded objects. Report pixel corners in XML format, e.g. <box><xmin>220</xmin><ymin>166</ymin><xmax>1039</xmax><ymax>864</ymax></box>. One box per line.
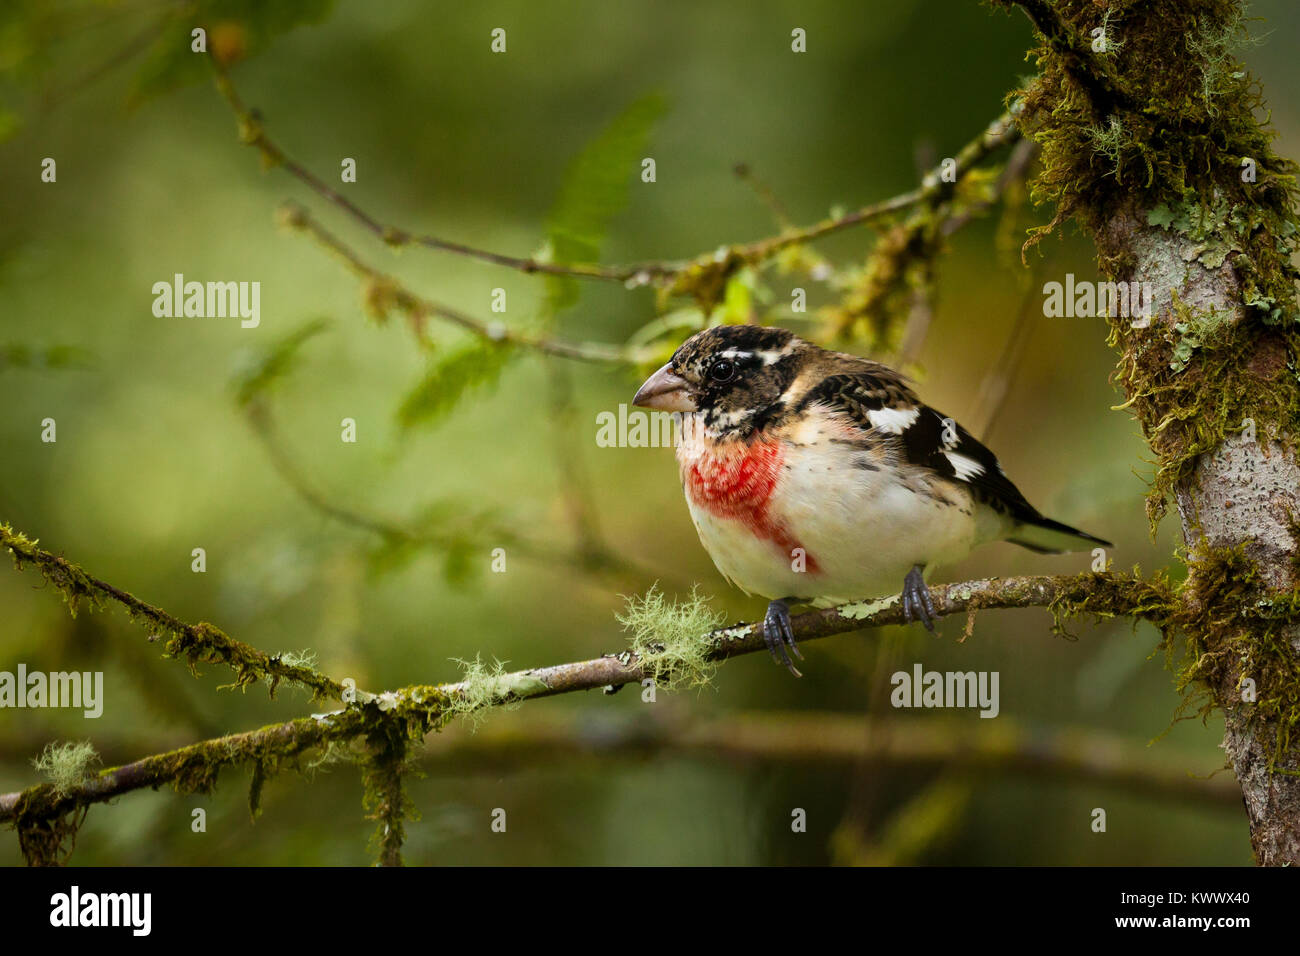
<box><xmin>708</xmin><ymin>359</ymin><xmax>736</xmax><ymax>383</ymax></box>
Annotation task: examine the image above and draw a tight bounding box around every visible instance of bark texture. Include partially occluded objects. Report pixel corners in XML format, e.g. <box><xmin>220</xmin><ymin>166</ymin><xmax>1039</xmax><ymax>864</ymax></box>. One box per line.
<box><xmin>1103</xmin><ymin>207</ymin><xmax>1300</xmax><ymax>864</ymax></box>
<box><xmin>1005</xmin><ymin>0</ymin><xmax>1300</xmax><ymax>863</ymax></box>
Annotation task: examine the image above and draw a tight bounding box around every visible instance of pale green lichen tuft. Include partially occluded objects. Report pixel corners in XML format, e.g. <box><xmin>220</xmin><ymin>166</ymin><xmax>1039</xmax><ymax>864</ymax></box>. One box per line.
<box><xmin>32</xmin><ymin>741</ymin><xmax>100</xmax><ymax>798</ymax></box>
<box><xmin>618</xmin><ymin>584</ymin><xmax>726</xmax><ymax>690</ymax></box>
<box><xmin>444</xmin><ymin>654</ymin><xmax>548</xmax><ymax>730</ymax></box>
<box><xmin>262</xmin><ymin>649</ymin><xmax>319</xmax><ymax>691</ymax></box>
<box><xmin>839</xmin><ymin>594</ymin><xmax>901</xmax><ymax>620</ymax></box>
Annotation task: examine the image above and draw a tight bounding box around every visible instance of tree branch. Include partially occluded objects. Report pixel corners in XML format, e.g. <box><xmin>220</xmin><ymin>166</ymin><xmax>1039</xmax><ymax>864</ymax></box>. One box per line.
<box><xmin>0</xmin><ymin>523</ymin><xmax>346</xmax><ymax>700</ymax></box>
<box><xmin>276</xmin><ymin>202</ymin><xmax>653</xmax><ymax>364</ymax></box>
<box><xmin>0</xmin><ymin>566</ymin><xmax>1171</xmax><ymax>830</ymax></box>
<box><xmin>212</xmin><ymin>58</ymin><xmax>1018</xmax><ymax>302</ymax></box>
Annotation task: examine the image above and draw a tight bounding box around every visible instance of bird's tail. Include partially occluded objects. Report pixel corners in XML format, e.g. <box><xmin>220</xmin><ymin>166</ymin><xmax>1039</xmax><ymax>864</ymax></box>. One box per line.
<box><xmin>1007</xmin><ymin>516</ymin><xmax>1111</xmax><ymax>554</ymax></box>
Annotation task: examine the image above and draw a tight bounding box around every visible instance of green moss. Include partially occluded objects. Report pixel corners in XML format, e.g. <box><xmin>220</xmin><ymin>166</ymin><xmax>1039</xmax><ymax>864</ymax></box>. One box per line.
<box><xmin>1108</xmin><ymin>299</ymin><xmax>1300</xmax><ymax>530</ymax></box>
<box><xmin>1003</xmin><ymin>0</ymin><xmax>1300</xmax><ymax>527</ymax></box>
<box><xmin>361</xmin><ymin>719</ymin><xmax>416</xmax><ymax>866</ymax></box>
<box><xmin>1013</xmin><ymin>0</ymin><xmax>1299</xmax><ymax>286</ymax></box>
<box><xmin>15</xmin><ymin>742</ymin><xmax>101</xmax><ymax>865</ymax></box>
<box><xmin>1049</xmin><ymin>546</ymin><xmax>1300</xmax><ymax>768</ymax></box>
<box><xmin>618</xmin><ymin>585</ymin><xmax>726</xmax><ymax>690</ymax></box>
<box><xmin>822</xmin><ymin>165</ymin><xmax>1003</xmax><ymax>350</ymax></box>
<box><xmin>1167</xmin><ymin>542</ymin><xmax>1300</xmax><ymax>762</ymax></box>
<box><xmin>1048</xmin><ymin>568</ymin><xmax>1176</xmax><ymax>639</ymax></box>
<box><xmin>0</xmin><ymin>523</ymin><xmax>343</xmax><ymax>701</ymax></box>
<box><xmin>1</xmin><ymin>524</ymin><xmax>103</xmax><ymax>617</ymax></box>
<box><xmin>12</xmin><ymin>802</ymin><xmax>86</xmax><ymax>867</ymax></box>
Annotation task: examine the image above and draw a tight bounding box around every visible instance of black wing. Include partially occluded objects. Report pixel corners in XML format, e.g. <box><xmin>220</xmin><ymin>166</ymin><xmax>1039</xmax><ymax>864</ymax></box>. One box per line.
<box><xmin>798</xmin><ymin>369</ymin><xmax>1111</xmax><ymax>551</ymax></box>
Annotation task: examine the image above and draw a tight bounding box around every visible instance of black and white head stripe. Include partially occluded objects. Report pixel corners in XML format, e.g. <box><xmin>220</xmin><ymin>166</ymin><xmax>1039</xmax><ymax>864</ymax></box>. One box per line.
<box><xmin>671</xmin><ymin>325</ymin><xmax>799</xmax><ymax>369</ymax></box>
<box><xmin>667</xmin><ymin>326</ymin><xmax>808</xmax><ymax>437</ymax></box>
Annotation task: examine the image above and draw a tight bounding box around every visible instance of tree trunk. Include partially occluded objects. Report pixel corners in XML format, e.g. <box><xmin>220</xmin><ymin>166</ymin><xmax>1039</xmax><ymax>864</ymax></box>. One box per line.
<box><xmin>1009</xmin><ymin>0</ymin><xmax>1300</xmax><ymax>863</ymax></box>
<box><xmin>1101</xmin><ymin>204</ymin><xmax>1300</xmax><ymax>864</ymax></box>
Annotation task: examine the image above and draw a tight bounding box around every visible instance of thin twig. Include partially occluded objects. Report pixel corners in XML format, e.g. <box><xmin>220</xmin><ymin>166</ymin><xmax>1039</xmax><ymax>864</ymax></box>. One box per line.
<box><xmin>972</xmin><ymin>255</ymin><xmax>1048</xmax><ymax>442</ymax></box>
<box><xmin>940</xmin><ymin>138</ymin><xmax>1039</xmax><ymax>238</ymax></box>
<box><xmin>212</xmin><ymin>58</ymin><xmax>1018</xmax><ymax>291</ymax></box>
<box><xmin>279</xmin><ymin>202</ymin><xmax>654</xmax><ymax>364</ymax></box>
<box><xmin>210</xmin><ymin>61</ymin><xmax>674</xmax><ymax>284</ymax></box>
<box><xmin>733</xmin><ymin>162</ymin><xmax>794</xmax><ymax>229</ymax></box>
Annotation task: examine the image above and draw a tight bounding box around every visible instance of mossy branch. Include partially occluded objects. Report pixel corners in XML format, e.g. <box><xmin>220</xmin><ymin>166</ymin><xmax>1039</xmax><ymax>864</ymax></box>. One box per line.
<box><xmin>0</xmin><ymin>570</ymin><xmax>1176</xmax><ymax>841</ymax></box>
<box><xmin>212</xmin><ymin>56</ymin><xmax>1019</xmax><ymax>323</ymax></box>
<box><xmin>0</xmin><ymin>522</ymin><xmax>345</xmax><ymax>701</ymax></box>
<box><xmin>2</xmin><ymin>710</ymin><xmax>372</xmax><ymax>857</ymax></box>
<box><xmin>827</xmin><ymin>123</ymin><xmax>1035</xmax><ymax>346</ymax></box>
<box><xmin>9</xmin><ymin>526</ymin><xmax>1283</xmax><ymax>865</ymax></box>
<box><xmin>998</xmin><ymin>0</ymin><xmax>1135</xmax><ymax>114</ymax></box>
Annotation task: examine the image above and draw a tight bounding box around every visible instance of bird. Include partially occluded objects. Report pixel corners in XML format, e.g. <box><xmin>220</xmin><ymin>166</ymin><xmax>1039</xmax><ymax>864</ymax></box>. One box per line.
<box><xmin>632</xmin><ymin>324</ymin><xmax>1110</xmax><ymax>677</ymax></box>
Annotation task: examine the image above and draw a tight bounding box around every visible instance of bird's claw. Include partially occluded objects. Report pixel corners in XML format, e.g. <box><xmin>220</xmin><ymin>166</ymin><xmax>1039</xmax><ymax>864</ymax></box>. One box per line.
<box><xmin>762</xmin><ymin>598</ymin><xmax>803</xmax><ymax>677</ymax></box>
<box><xmin>901</xmin><ymin>565</ymin><xmax>937</xmax><ymax>634</ymax></box>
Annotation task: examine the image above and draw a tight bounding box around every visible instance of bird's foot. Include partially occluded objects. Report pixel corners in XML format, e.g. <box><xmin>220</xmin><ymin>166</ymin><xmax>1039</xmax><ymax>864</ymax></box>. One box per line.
<box><xmin>901</xmin><ymin>565</ymin><xmax>937</xmax><ymax>634</ymax></box>
<box><xmin>762</xmin><ymin>598</ymin><xmax>804</xmax><ymax>678</ymax></box>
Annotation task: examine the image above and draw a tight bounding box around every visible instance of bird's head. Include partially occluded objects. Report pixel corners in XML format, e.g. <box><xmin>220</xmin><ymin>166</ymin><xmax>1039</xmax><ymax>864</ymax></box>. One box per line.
<box><xmin>632</xmin><ymin>325</ymin><xmax>808</xmax><ymax>438</ymax></box>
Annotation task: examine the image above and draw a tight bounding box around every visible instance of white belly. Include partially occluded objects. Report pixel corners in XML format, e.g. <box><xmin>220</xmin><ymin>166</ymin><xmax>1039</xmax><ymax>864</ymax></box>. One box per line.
<box><xmin>678</xmin><ymin>422</ymin><xmax>1007</xmax><ymax>605</ymax></box>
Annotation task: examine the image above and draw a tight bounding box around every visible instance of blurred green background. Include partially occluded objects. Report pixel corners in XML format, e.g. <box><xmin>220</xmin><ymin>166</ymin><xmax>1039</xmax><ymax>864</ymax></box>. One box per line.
<box><xmin>2</xmin><ymin>0</ymin><xmax>1295</xmax><ymax>865</ymax></box>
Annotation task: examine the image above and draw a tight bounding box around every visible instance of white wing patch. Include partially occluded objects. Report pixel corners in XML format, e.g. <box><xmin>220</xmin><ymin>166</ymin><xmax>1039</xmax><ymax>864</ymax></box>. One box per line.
<box><xmin>945</xmin><ymin>451</ymin><xmax>985</xmax><ymax>481</ymax></box>
<box><xmin>866</xmin><ymin>406</ymin><xmax>920</xmax><ymax>435</ymax></box>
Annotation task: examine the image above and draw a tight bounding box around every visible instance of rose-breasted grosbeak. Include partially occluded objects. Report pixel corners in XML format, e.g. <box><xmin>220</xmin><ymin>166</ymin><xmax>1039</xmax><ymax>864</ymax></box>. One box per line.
<box><xmin>633</xmin><ymin>324</ymin><xmax>1110</xmax><ymax>676</ymax></box>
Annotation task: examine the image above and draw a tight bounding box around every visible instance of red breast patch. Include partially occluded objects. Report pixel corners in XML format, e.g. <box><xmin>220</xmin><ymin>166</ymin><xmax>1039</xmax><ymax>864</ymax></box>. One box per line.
<box><xmin>682</xmin><ymin>438</ymin><xmax>819</xmax><ymax>573</ymax></box>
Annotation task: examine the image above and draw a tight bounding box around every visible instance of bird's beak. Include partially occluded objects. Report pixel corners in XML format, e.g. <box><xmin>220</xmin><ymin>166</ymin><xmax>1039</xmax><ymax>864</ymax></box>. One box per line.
<box><xmin>633</xmin><ymin>363</ymin><xmax>696</xmax><ymax>412</ymax></box>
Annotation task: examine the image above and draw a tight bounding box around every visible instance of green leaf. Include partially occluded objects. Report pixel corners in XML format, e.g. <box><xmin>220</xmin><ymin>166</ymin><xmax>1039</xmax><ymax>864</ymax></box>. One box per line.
<box><xmin>396</xmin><ymin>340</ymin><xmax>512</xmax><ymax>431</ymax></box>
<box><xmin>231</xmin><ymin>318</ymin><xmax>329</xmax><ymax>408</ymax></box>
<box><xmin>541</xmin><ymin>93</ymin><xmax>667</xmax><ymax>315</ymax></box>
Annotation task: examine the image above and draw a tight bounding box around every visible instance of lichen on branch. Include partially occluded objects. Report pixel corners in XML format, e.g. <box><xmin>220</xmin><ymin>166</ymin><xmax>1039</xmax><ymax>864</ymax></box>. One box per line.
<box><xmin>0</xmin><ymin>523</ymin><xmax>346</xmax><ymax>700</ymax></box>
